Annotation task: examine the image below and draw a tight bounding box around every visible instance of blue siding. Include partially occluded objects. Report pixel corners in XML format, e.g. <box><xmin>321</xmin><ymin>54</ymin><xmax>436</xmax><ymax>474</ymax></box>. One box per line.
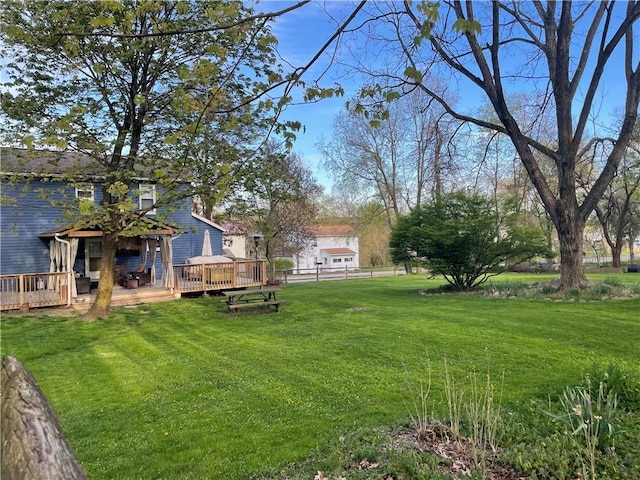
<box><xmin>0</xmin><ymin>181</ymin><xmax>74</xmax><ymax>274</ymax></box>
<box><xmin>172</xmin><ymin>198</ymin><xmax>224</xmax><ymax>261</ymax></box>
<box><xmin>1</xmin><ymin>178</ymin><xmax>224</xmax><ymax>276</ymax></box>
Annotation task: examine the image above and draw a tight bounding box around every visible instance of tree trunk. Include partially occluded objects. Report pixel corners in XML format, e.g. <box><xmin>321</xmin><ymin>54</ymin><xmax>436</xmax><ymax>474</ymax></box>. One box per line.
<box><xmin>611</xmin><ymin>243</ymin><xmax>623</xmax><ymax>268</ymax></box>
<box><xmin>544</xmin><ymin>215</ymin><xmax>555</xmax><ymax>266</ymax></box>
<box><xmin>266</xmin><ymin>255</ymin><xmax>278</xmax><ymax>285</ymax></box>
<box><xmin>554</xmin><ymin>208</ymin><xmax>587</xmax><ymax>289</ymax></box>
<box><xmin>403</xmin><ymin>260</ymin><xmax>413</xmax><ymax>274</ymax></box>
<box><xmin>1</xmin><ymin>356</ymin><xmax>86</xmax><ymax>480</ymax></box>
<box><xmin>84</xmin><ymin>233</ymin><xmax>118</xmax><ymax>319</ymax></box>
<box><xmin>432</xmin><ymin>122</ymin><xmax>444</xmax><ymax>203</ymax></box>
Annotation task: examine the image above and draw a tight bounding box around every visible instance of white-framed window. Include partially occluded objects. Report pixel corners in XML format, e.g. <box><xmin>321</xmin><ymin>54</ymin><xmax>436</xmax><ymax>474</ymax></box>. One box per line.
<box><xmin>75</xmin><ymin>184</ymin><xmax>95</xmax><ymax>202</ymax></box>
<box><xmin>332</xmin><ymin>258</ymin><xmax>342</xmax><ymax>263</ymax></box>
<box><xmin>139</xmin><ymin>183</ymin><xmax>156</xmax><ymax>214</ymax></box>
<box><xmin>345</xmin><ymin>257</ymin><xmax>353</xmax><ymax>262</ymax></box>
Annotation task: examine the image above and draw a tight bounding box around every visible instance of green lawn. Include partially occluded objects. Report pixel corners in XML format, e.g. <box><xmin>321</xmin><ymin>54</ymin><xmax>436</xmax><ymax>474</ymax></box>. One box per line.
<box><xmin>1</xmin><ymin>274</ymin><xmax>639</xmax><ymax>479</ymax></box>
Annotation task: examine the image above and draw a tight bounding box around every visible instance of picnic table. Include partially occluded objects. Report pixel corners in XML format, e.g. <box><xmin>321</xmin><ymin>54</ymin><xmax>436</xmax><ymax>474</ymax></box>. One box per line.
<box><xmin>222</xmin><ymin>286</ymin><xmax>282</xmax><ymax>313</ymax></box>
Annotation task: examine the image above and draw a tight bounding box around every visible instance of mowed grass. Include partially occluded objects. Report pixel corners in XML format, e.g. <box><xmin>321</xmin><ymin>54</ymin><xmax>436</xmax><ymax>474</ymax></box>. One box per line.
<box><xmin>1</xmin><ymin>274</ymin><xmax>639</xmax><ymax>479</ymax></box>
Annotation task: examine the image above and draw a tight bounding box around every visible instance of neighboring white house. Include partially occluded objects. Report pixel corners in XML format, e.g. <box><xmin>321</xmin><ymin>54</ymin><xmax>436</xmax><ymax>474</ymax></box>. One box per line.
<box><xmin>219</xmin><ymin>222</ymin><xmax>248</xmax><ymax>259</ymax></box>
<box><xmin>294</xmin><ymin>225</ymin><xmax>359</xmax><ymax>272</ymax></box>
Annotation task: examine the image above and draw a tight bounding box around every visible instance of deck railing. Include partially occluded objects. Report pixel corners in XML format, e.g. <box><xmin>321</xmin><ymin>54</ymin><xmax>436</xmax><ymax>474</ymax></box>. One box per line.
<box><xmin>173</xmin><ymin>260</ymin><xmax>266</xmax><ymax>293</ymax></box>
<box><xmin>1</xmin><ymin>260</ymin><xmax>266</xmax><ymax>311</ymax></box>
<box><xmin>0</xmin><ymin>272</ymin><xmax>71</xmax><ymax>311</ymax></box>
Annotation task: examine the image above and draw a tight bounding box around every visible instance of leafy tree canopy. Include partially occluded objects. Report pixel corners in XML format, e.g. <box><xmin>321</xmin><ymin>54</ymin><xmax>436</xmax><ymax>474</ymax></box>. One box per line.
<box><xmin>0</xmin><ymin>0</ymin><xmax>304</xmax><ymax>318</ymax></box>
<box><xmin>389</xmin><ymin>192</ymin><xmax>550</xmax><ymax>290</ymax></box>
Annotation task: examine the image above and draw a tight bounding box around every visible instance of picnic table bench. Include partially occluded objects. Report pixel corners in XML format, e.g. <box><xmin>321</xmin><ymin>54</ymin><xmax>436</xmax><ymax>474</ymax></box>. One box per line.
<box><xmin>222</xmin><ymin>287</ymin><xmax>282</xmax><ymax>313</ymax></box>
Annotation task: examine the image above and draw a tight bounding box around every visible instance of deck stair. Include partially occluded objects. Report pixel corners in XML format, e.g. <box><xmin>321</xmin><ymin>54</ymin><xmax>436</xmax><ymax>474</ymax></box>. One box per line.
<box><xmin>71</xmin><ymin>285</ymin><xmax>179</xmax><ymax>312</ymax></box>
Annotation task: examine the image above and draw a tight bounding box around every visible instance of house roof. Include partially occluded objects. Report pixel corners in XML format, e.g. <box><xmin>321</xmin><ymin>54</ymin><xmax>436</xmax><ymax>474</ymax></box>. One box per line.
<box><xmin>219</xmin><ymin>221</ymin><xmax>246</xmax><ymax>236</ymax></box>
<box><xmin>1</xmin><ymin>148</ymin><xmax>105</xmax><ymax>177</ymax></box>
<box><xmin>192</xmin><ymin>212</ymin><xmax>224</xmax><ymax>232</ymax></box>
<box><xmin>322</xmin><ymin>248</ymin><xmax>356</xmax><ymax>256</ymax></box>
<box><xmin>1</xmin><ymin>148</ymin><xmax>191</xmax><ymax>181</ymax></box>
<box><xmin>314</xmin><ymin>225</ymin><xmax>355</xmax><ymax>237</ymax></box>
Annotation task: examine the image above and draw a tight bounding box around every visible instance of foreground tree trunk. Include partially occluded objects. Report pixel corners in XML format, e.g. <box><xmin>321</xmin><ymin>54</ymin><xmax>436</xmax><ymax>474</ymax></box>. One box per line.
<box><xmin>554</xmin><ymin>208</ymin><xmax>587</xmax><ymax>288</ymax></box>
<box><xmin>84</xmin><ymin>232</ymin><xmax>118</xmax><ymax>319</ymax></box>
<box><xmin>1</xmin><ymin>356</ymin><xmax>86</xmax><ymax>480</ymax></box>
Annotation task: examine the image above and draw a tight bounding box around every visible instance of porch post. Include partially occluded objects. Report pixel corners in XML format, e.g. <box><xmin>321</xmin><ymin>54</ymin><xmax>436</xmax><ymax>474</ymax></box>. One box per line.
<box><xmin>54</xmin><ymin>235</ymin><xmax>72</xmax><ymax>306</ymax></box>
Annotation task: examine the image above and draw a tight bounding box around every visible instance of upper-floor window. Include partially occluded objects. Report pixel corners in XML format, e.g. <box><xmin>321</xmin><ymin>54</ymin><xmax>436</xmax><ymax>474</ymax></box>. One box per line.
<box><xmin>139</xmin><ymin>184</ymin><xmax>156</xmax><ymax>215</ymax></box>
<box><xmin>75</xmin><ymin>184</ymin><xmax>95</xmax><ymax>202</ymax></box>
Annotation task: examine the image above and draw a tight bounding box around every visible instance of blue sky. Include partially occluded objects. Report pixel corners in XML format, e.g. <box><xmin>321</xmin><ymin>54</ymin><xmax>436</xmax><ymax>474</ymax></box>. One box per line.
<box><xmin>255</xmin><ymin>1</ymin><xmax>364</xmax><ymax>189</ymax></box>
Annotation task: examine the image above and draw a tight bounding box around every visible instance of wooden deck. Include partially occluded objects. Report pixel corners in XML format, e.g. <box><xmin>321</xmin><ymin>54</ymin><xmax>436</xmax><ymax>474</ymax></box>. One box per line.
<box><xmin>0</xmin><ymin>260</ymin><xmax>266</xmax><ymax>312</ymax></box>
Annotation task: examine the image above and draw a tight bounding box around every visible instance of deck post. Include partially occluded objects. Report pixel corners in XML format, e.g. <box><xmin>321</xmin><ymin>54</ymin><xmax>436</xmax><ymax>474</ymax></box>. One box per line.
<box><xmin>232</xmin><ymin>261</ymin><xmax>238</xmax><ymax>289</ymax></box>
<box><xmin>19</xmin><ymin>275</ymin><xmax>25</xmax><ymax>307</ymax></box>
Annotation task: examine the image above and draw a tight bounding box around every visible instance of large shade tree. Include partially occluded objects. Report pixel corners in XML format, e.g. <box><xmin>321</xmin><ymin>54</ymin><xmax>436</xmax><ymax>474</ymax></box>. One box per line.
<box><xmin>344</xmin><ymin>0</ymin><xmax>640</xmax><ymax>289</ymax></box>
<box><xmin>0</xmin><ymin>0</ymin><xmax>323</xmax><ymax>318</ymax></box>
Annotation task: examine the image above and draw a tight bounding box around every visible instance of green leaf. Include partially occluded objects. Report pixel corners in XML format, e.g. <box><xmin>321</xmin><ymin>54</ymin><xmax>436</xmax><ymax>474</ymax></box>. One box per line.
<box><xmin>23</xmin><ymin>135</ymin><xmax>35</xmax><ymax>149</ymax></box>
<box><xmin>414</xmin><ymin>1</ymin><xmax>440</xmax><ymax>43</ymax></box>
<box><xmin>452</xmin><ymin>18</ymin><xmax>482</xmax><ymax>34</ymax></box>
<box><xmin>404</xmin><ymin>66</ymin><xmax>423</xmax><ymax>83</ymax></box>
<box><xmin>385</xmin><ymin>91</ymin><xmax>400</xmax><ymax>103</ymax></box>
<box><xmin>90</xmin><ymin>16</ymin><xmax>115</xmax><ymax>28</ymax></box>
<box><xmin>175</xmin><ymin>1</ymin><xmax>189</xmax><ymax>15</ymax></box>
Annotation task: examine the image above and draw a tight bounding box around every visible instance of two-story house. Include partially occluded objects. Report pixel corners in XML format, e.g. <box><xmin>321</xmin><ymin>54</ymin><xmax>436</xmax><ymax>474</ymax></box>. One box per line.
<box><xmin>0</xmin><ymin>148</ymin><xmax>226</xmax><ymax>283</ymax></box>
<box><xmin>294</xmin><ymin>225</ymin><xmax>359</xmax><ymax>272</ymax></box>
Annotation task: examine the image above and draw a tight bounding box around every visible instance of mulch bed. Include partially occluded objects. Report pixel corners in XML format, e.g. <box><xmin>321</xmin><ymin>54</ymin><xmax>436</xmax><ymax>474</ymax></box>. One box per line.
<box><xmin>383</xmin><ymin>424</ymin><xmax>528</xmax><ymax>480</ymax></box>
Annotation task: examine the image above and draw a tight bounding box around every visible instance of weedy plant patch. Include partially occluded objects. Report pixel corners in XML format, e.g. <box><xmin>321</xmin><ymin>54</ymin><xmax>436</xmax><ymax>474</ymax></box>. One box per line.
<box><xmin>1</xmin><ymin>274</ymin><xmax>638</xmax><ymax>479</ymax></box>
